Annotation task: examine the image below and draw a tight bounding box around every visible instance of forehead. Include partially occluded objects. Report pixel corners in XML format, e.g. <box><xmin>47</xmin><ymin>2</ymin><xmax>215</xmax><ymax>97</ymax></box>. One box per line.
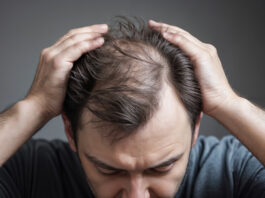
<box><xmin>78</xmin><ymin>82</ymin><xmax>192</xmax><ymax>169</ymax></box>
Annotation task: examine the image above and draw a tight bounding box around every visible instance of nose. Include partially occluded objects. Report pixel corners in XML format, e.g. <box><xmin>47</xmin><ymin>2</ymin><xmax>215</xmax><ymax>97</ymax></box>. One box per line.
<box><xmin>121</xmin><ymin>174</ymin><xmax>150</xmax><ymax>198</ymax></box>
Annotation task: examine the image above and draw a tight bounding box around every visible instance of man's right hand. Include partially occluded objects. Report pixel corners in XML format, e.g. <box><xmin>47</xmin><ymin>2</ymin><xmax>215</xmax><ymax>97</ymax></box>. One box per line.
<box><xmin>0</xmin><ymin>24</ymin><xmax>108</xmax><ymax>166</ymax></box>
<box><xmin>25</xmin><ymin>24</ymin><xmax>108</xmax><ymax>119</ymax></box>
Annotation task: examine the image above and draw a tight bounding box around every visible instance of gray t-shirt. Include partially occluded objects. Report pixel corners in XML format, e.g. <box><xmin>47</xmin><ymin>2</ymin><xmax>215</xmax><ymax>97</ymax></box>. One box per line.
<box><xmin>176</xmin><ymin>136</ymin><xmax>265</xmax><ymax>197</ymax></box>
<box><xmin>0</xmin><ymin>135</ymin><xmax>264</xmax><ymax>197</ymax></box>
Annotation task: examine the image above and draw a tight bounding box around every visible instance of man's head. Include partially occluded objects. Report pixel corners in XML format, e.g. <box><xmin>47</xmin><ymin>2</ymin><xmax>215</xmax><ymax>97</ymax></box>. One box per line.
<box><xmin>62</xmin><ymin>16</ymin><xmax>203</xmax><ymax>198</ymax></box>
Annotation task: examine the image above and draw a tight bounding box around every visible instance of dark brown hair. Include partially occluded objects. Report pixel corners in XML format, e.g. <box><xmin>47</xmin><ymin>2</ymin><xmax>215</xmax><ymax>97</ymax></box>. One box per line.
<box><xmin>63</xmin><ymin>16</ymin><xmax>202</xmax><ymax>145</ymax></box>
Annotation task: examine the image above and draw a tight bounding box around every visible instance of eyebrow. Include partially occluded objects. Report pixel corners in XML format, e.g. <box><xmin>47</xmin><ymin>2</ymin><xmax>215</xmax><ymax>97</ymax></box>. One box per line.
<box><xmin>84</xmin><ymin>153</ymin><xmax>184</xmax><ymax>172</ymax></box>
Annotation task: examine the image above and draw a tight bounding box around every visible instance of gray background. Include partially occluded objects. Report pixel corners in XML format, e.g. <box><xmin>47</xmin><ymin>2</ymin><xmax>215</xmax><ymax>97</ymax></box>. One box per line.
<box><xmin>0</xmin><ymin>1</ymin><xmax>264</xmax><ymax>142</ymax></box>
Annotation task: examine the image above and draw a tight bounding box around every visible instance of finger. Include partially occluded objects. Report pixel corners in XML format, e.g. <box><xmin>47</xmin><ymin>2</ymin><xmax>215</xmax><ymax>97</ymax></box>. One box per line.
<box><xmin>162</xmin><ymin>32</ymin><xmax>206</xmax><ymax>62</ymax></box>
<box><xmin>148</xmin><ymin>20</ymin><xmax>203</xmax><ymax>45</ymax></box>
<box><xmin>68</xmin><ymin>24</ymin><xmax>108</xmax><ymax>34</ymax></box>
<box><xmin>52</xmin><ymin>32</ymin><xmax>102</xmax><ymax>52</ymax></box>
<box><xmin>55</xmin><ymin>24</ymin><xmax>108</xmax><ymax>45</ymax></box>
<box><xmin>57</xmin><ymin>37</ymin><xmax>104</xmax><ymax>68</ymax></box>
<box><xmin>149</xmin><ymin>20</ymin><xmax>179</xmax><ymax>33</ymax></box>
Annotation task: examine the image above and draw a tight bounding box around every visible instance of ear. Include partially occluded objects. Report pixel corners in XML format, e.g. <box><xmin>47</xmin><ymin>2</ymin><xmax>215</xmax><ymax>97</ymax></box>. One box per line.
<box><xmin>192</xmin><ymin>112</ymin><xmax>203</xmax><ymax>147</ymax></box>
<box><xmin>61</xmin><ymin>112</ymin><xmax>77</xmax><ymax>152</ymax></box>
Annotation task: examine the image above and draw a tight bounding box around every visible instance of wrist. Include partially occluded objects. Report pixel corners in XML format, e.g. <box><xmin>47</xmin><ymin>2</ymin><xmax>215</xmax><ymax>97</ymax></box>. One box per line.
<box><xmin>0</xmin><ymin>98</ymin><xmax>51</xmax><ymax>166</ymax></box>
<box><xmin>208</xmin><ymin>92</ymin><xmax>245</xmax><ymax>120</ymax></box>
<box><xmin>20</xmin><ymin>96</ymin><xmax>54</xmax><ymax>123</ymax></box>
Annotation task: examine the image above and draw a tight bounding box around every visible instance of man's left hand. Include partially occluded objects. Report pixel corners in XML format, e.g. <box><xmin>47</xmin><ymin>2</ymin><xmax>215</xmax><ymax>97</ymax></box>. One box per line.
<box><xmin>148</xmin><ymin>19</ymin><xmax>238</xmax><ymax>117</ymax></box>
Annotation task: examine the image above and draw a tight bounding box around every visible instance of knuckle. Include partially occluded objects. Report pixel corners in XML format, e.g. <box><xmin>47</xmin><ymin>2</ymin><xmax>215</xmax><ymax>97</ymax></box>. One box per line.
<box><xmin>77</xmin><ymin>41</ymin><xmax>90</xmax><ymax>51</ymax></box>
<box><xmin>178</xmin><ymin>31</ymin><xmax>187</xmax><ymax>37</ymax></box>
<box><xmin>68</xmin><ymin>34</ymin><xmax>79</xmax><ymax>43</ymax></box>
<box><xmin>200</xmin><ymin>51</ymin><xmax>209</xmax><ymax>59</ymax></box>
<box><xmin>67</xmin><ymin>29</ymin><xmax>75</xmax><ymax>35</ymax></box>
<box><xmin>45</xmin><ymin>53</ymin><xmax>53</xmax><ymax>62</ymax></box>
<box><xmin>41</xmin><ymin>48</ymin><xmax>49</xmax><ymax>56</ymax></box>
<box><xmin>41</xmin><ymin>48</ymin><xmax>53</xmax><ymax>61</ymax></box>
<box><xmin>206</xmin><ymin>43</ymin><xmax>217</xmax><ymax>55</ymax></box>
<box><xmin>197</xmin><ymin>49</ymin><xmax>211</xmax><ymax>60</ymax></box>
<box><xmin>91</xmin><ymin>32</ymin><xmax>101</xmax><ymax>38</ymax></box>
<box><xmin>172</xmin><ymin>33</ymin><xmax>183</xmax><ymax>42</ymax></box>
<box><xmin>162</xmin><ymin>24</ymin><xmax>169</xmax><ymax>32</ymax></box>
<box><xmin>86</xmin><ymin>27</ymin><xmax>92</xmax><ymax>32</ymax></box>
<box><xmin>183</xmin><ymin>31</ymin><xmax>192</xmax><ymax>37</ymax></box>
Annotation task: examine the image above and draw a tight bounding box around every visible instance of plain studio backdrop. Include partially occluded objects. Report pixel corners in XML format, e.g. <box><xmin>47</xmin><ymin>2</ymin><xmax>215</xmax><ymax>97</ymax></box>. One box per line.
<box><xmin>0</xmin><ymin>0</ymin><xmax>264</xmax><ymax>141</ymax></box>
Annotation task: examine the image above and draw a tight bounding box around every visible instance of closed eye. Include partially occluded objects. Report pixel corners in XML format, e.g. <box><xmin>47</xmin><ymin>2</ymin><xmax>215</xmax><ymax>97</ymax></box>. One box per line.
<box><xmin>86</xmin><ymin>153</ymin><xmax>183</xmax><ymax>176</ymax></box>
<box><xmin>147</xmin><ymin>162</ymin><xmax>175</xmax><ymax>174</ymax></box>
<box><xmin>97</xmin><ymin>167</ymin><xmax>125</xmax><ymax>176</ymax></box>
<box><xmin>97</xmin><ymin>162</ymin><xmax>175</xmax><ymax>176</ymax></box>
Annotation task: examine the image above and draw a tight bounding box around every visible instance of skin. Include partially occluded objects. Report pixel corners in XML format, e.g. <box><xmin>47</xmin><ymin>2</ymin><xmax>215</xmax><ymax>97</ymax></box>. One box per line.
<box><xmin>63</xmin><ymin>82</ymin><xmax>202</xmax><ymax>198</ymax></box>
<box><xmin>1</xmin><ymin>19</ymin><xmax>265</xmax><ymax>197</ymax></box>
<box><xmin>147</xmin><ymin>20</ymin><xmax>265</xmax><ymax>166</ymax></box>
<box><xmin>0</xmin><ymin>23</ymin><xmax>109</xmax><ymax>166</ymax></box>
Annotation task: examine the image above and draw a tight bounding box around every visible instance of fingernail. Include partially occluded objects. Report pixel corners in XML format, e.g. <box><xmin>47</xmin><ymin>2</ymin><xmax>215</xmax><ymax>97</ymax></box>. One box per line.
<box><xmin>100</xmin><ymin>24</ymin><xmax>108</xmax><ymax>30</ymax></box>
<box><xmin>149</xmin><ymin>20</ymin><xmax>157</xmax><ymax>24</ymax></box>
<box><xmin>96</xmin><ymin>37</ymin><xmax>104</xmax><ymax>44</ymax></box>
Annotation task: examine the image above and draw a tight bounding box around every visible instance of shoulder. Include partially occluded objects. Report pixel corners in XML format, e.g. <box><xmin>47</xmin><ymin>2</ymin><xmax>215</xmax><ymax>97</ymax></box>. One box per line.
<box><xmin>2</xmin><ymin>138</ymin><xmax>75</xmax><ymax>177</ymax></box>
<box><xmin>13</xmin><ymin>138</ymin><xmax>73</xmax><ymax>165</ymax></box>
<box><xmin>1</xmin><ymin>138</ymin><xmax>93</xmax><ymax>198</ymax></box>
<box><xmin>192</xmin><ymin>135</ymin><xmax>261</xmax><ymax>169</ymax></box>
<box><xmin>190</xmin><ymin>135</ymin><xmax>263</xmax><ymax>177</ymax></box>
<box><xmin>15</xmin><ymin>138</ymin><xmax>84</xmax><ymax>178</ymax></box>
<box><xmin>192</xmin><ymin>135</ymin><xmax>246</xmax><ymax>162</ymax></box>
<box><xmin>20</xmin><ymin>138</ymin><xmax>70</xmax><ymax>151</ymax></box>
<box><xmin>180</xmin><ymin>135</ymin><xmax>265</xmax><ymax>197</ymax></box>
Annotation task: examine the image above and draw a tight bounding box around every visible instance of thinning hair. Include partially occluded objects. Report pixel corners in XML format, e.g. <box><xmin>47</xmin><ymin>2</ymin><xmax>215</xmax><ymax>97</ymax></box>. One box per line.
<box><xmin>63</xmin><ymin>16</ymin><xmax>202</xmax><ymax>145</ymax></box>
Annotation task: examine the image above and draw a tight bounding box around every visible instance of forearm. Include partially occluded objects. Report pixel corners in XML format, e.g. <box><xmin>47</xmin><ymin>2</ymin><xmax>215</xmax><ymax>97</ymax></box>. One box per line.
<box><xmin>212</xmin><ymin>95</ymin><xmax>265</xmax><ymax>166</ymax></box>
<box><xmin>149</xmin><ymin>19</ymin><xmax>265</xmax><ymax>165</ymax></box>
<box><xmin>0</xmin><ymin>99</ymin><xmax>50</xmax><ymax>166</ymax></box>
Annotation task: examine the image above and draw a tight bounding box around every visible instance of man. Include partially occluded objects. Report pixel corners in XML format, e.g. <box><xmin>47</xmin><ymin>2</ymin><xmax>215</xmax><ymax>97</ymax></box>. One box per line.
<box><xmin>0</xmin><ymin>16</ymin><xmax>264</xmax><ymax>198</ymax></box>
